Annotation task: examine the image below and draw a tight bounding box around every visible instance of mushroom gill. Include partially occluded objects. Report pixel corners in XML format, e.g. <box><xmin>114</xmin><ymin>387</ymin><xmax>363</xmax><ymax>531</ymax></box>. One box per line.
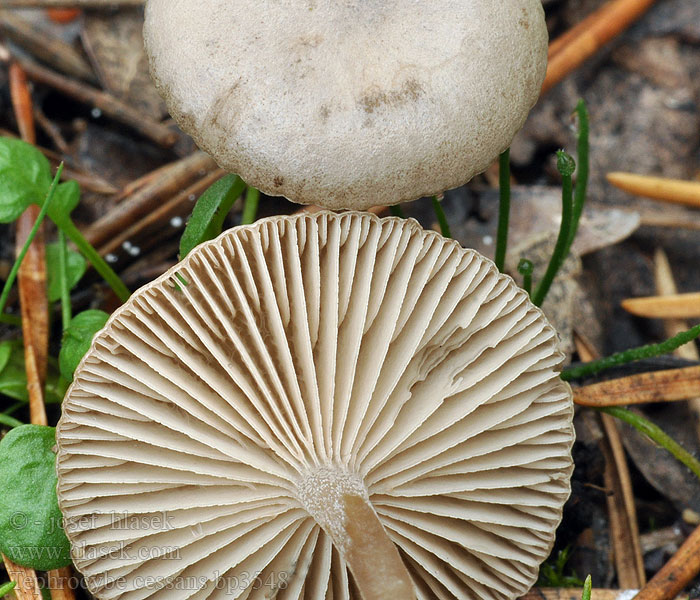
<box><xmin>57</xmin><ymin>211</ymin><xmax>574</xmax><ymax>600</ymax></box>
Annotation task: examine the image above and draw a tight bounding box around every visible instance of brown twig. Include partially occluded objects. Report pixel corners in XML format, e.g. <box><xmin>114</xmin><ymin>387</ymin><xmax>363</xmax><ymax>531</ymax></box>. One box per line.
<box><xmin>84</xmin><ymin>152</ymin><xmax>217</xmax><ymax>248</ymax></box>
<box><xmin>574</xmin><ymin>366</ymin><xmax>700</xmax><ymax>407</ymax></box>
<box><xmin>33</xmin><ymin>105</ymin><xmax>70</xmax><ymax>154</ymax></box>
<box><xmin>6</xmin><ymin>59</ymin><xmax>47</xmax><ymax>600</ymax></box>
<box><xmin>621</xmin><ymin>292</ymin><xmax>700</xmax><ymax>319</ymax></box>
<box><xmin>0</xmin><ymin>49</ymin><xmax>177</xmax><ymax>148</ymax></box>
<box><xmin>97</xmin><ymin>169</ymin><xmax>225</xmax><ymax>257</ymax></box>
<box><xmin>654</xmin><ymin>248</ymin><xmax>700</xmax><ymax>442</ymax></box>
<box><xmin>10</xmin><ymin>61</ymin><xmax>48</xmax><ymax>426</ymax></box>
<box><xmin>8</xmin><ymin>60</ymin><xmax>77</xmax><ymax>600</ymax></box>
<box><xmin>599</xmin><ymin>413</ymin><xmax>646</xmax><ymax>588</ymax></box>
<box><xmin>633</xmin><ymin>524</ymin><xmax>700</xmax><ymax>600</ymax></box>
<box><xmin>542</xmin><ymin>0</ymin><xmax>658</xmax><ymax>94</ymax></box>
<box><xmin>2</xmin><ymin>556</ymin><xmax>42</xmax><ymax>600</ymax></box>
<box><xmin>46</xmin><ymin>567</ymin><xmax>75</xmax><ymax>600</ymax></box>
<box><xmin>608</xmin><ymin>172</ymin><xmax>700</xmax><ymax>209</ymax></box>
<box><xmin>575</xmin><ymin>337</ymin><xmax>645</xmax><ymax>588</ymax></box>
<box><xmin>112</xmin><ymin>159</ymin><xmax>196</xmax><ymax>203</ymax></box>
<box><xmin>0</xmin><ymin>10</ymin><xmax>95</xmax><ymax>82</ymax></box>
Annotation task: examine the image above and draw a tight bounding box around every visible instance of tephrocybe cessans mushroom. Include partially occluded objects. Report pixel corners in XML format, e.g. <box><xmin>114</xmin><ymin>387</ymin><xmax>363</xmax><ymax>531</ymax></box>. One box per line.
<box><xmin>56</xmin><ymin>211</ymin><xmax>574</xmax><ymax>600</ymax></box>
<box><xmin>143</xmin><ymin>1</ymin><xmax>548</xmax><ymax>210</ymax></box>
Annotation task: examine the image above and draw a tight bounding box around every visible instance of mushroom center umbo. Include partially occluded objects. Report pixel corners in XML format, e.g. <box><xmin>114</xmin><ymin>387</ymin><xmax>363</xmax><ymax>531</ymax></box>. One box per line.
<box><xmin>296</xmin><ymin>466</ymin><xmax>415</xmax><ymax>599</ymax></box>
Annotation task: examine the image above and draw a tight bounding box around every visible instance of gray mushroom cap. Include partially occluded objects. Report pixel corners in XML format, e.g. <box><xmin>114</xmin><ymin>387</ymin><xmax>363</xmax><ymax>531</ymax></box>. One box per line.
<box><xmin>144</xmin><ymin>0</ymin><xmax>548</xmax><ymax>209</ymax></box>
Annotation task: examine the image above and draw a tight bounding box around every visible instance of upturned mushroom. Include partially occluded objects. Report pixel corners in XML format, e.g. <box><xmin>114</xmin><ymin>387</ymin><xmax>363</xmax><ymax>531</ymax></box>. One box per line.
<box><xmin>143</xmin><ymin>1</ymin><xmax>548</xmax><ymax>210</ymax></box>
<box><xmin>57</xmin><ymin>211</ymin><xmax>574</xmax><ymax>600</ymax></box>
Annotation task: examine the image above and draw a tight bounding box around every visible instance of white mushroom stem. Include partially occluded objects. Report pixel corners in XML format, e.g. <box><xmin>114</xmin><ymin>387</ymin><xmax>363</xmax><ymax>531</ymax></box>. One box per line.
<box><xmin>296</xmin><ymin>467</ymin><xmax>415</xmax><ymax>600</ymax></box>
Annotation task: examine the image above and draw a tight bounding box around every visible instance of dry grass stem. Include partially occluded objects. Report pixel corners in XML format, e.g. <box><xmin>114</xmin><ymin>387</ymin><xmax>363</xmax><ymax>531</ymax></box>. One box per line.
<box><xmin>0</xmin><ymin>10</ymin><xmax>95</xmax><ymax>81</ymax></box>
<box><xmin>542</xmin><ymin>0</ymin><xmax>658</xmax><ymax>94</ymax></box>
<box><xmin>653</xmin><ymin>248</ymin><xmax>700</xmax><ymax>442</ymax></box>
<box><xmin>621</xmin><ymin>292</ymin><xmax>700</xmax><ymax>319</ymax></box>
<box><xmin>84</xmin><ymin>152</ymin><xmax>217</xmax><ymax>248</ymax></box>
<box><xmin>575</xmin><ymin>336</ymin><xmax>645</xmax><ymax>588</ymax></box>
<box><xmin>96</xmin><ymin>169</ymin><xmax>225</xmax><ymax>258</ymax></box>
<box><xmin>0</xmin><ymin>53</ymin><xmax>176</xmax><ymax>148</ymax></box>
<box><xmin>2</xmin><ymin>556</ymin><xmax>42</xmax><ymax>600</ymax></box>
<box><xmin>574</xmin><ymin>366</ymin><xmax>700</xmax><ymax>407</ymax></box>
<box><xmin>608</xmin><ymin>172</ymin><xmax>700</xmax><ymax>208</ymax></box>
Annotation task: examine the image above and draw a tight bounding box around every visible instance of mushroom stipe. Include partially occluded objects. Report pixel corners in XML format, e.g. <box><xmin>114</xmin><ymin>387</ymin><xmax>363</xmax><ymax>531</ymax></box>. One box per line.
<box><xmin>57</xmin><ymin>211</ymin><xmax>574</xmax><ymax>600</ymax></box>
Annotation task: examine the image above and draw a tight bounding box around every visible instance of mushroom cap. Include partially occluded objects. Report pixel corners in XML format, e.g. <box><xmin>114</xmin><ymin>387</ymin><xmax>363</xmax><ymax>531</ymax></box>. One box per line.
<box><xmin>56</xmin><ymin>211</ymin><xmax>574</xmax><ymax>600</ymax></box>
<box><xmin>144</xmin><ymin>1</ymin><xmax>548</xmax><ymax>210</ymax></box>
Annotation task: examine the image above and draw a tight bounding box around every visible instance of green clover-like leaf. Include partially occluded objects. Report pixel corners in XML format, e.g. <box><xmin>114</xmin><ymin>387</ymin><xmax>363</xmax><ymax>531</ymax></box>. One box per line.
<box><xmin>0</xmin><ymin>424</ymin><xmax>72</xmax><ymax>570</ymax></box>
<box><xmin>0</xmin><ymin>137</ymin><xmax>52</xmax><ymax>223</ymax></box>
<box><xmin>59</xmin><ymin>310</ymin><xmax>109</xmax><ymax>381</ymax></box>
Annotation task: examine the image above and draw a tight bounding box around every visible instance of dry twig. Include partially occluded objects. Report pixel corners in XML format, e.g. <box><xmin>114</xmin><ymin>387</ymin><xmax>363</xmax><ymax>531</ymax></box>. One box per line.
<box><xmin>608</xmin><ymin>172</ymin><xmax>700</xmax><ymax>209</ymax></box>
<box><xmin>634</xmin><ymin>524</ymin><xmax>700</xmax><ymax>600</ymax></box>
<box><xmin>574</xmin><ymin>366</ymin><xmax>700</xmax><ymax>407</ymax></box>
<box><xmin>10</xmin><ymin>61</ymin><xmax>49</xmax><ymax>426</ymax></box>
<box><xmin>543</xmin><ymin>0</ymin><xmax>658</xmax><ymax>94</ymax></box>
<box><xmin>0</xmin><ymin>10</ymin><xmax>95</xmax><ymax>81</ymax></box>
<box><xmin>84</xmin><ymin>152</ymin><xmax>217</xmax><ymax>248</ymax></box>
<box><xmin>97</xmin><ymin>169</ymin><xmax>225</xmax><ymax>257</ymax></box>
<box><xmin>575</xmin><ymin>337</ymin><xmax>645</xmax><ymax>588</ymax></box>
<box><xmin>2</xmin><ymin>555</ymin><xmax>42</xmax><ymax>600</ymax></box>
<box><xmin>621</xmin><ymin>292</ymin><xmax>700</xmax><ymax>319</ymax></box>
<box><xmin>0</xmin><ymin>49</ymin><xmax>177</xmax><ymax>148</ymax></box>
<box><xmin>8</xmin><ymin>60</ymin><xmax>76</xmax><ymax>600</ymax></box>
<box><xmin>654</xmin><ymin>248</ymin><xmax>700</xmax><ymax>442</ymax></box>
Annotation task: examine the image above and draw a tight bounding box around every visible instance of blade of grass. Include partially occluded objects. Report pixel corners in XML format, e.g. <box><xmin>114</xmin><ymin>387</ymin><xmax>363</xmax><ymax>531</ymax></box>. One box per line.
<box><xmin>495</xmin><ymin>148</ymin><xmax>511</xmax><ymax>272</ymax></box>
<box><xmin>581</xmin><ymin>576</ymin><xmax>592</xmax><ymax>600</ymax></box>
<box><xmin>241</xmin><ymin>186</ymin><xmax>260</xmax><ymax>225</ymax></box>
<box><xmin>57</xmin><ymin>230</ymin><xmax>71</xmax><ymax>331</ymax></box>
<box><xmin>53</xmin><ymin>217</ymin><xmax>130</xmax><ymax>302</ymax></box>
<box><xmin>0</xmin><ymin>413</ymin><xmax>23</xmax><ymax>428</ymax></box>
<box><xmin>0</xmin><ymin>581</ymin><xmax>17</xmax><ymax>595</ymax></box>
<box><xmin>431</xmin><ymin>195</ymin><xmax>451</xmax><ymax>238</ymax></box>
<box><xmin>600</xmin><ymin>406</ymin><xmax>700</xmax><ymax>481</ymax></box>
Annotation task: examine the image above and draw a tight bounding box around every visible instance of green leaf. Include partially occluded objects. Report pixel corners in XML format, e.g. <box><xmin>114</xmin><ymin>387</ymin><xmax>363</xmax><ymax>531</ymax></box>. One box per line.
<box><xmin>0</xmin><ymin>581</ymin><xmax>17</xmax><ymax>596</ymax></box>
<box><xmin>0</xmin><ymin>341</ymin><xmax>30</xmax><ymax>402</ymax></box>
<box><xmin>47</xmin><ymin>180</ymin><xmax>80</xmax><ymax>224</ymax></box>
<box><xmin>0</xmin><ymin>425</ymin><xmax>72</xmax><ymax>570</ymax></box>
<box><xmin>0</xmin><ymin>137</ymin><xmax>52</xmax><ymax>223</ymax></box>
<box><xmin>179</xmin><ymin>174</ymin><xmax>246</xmax><ymax>259</ymax></box>
<box><xmin>0</xmin><ymin>340</ymin><xmax>12</xmax><ymax>373</ymax></box>
<box><xmin>59</xmin><ymin>310</ymin><xmax>109</xmax><ymax>381</ymax></box>
<box><xmin>46</xmin><ymin>242</ymin><xmax>87</xmax><ymax>302</ymax></box>
<box><xmin>0</xmin><ymin>341</ymin><xmax>64</xmax><ymax>404</ymax></box>
<box><xmin>582</xmin><ymin>575</ymin><xmax>592</xmax><ymax>600</ymax></box>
